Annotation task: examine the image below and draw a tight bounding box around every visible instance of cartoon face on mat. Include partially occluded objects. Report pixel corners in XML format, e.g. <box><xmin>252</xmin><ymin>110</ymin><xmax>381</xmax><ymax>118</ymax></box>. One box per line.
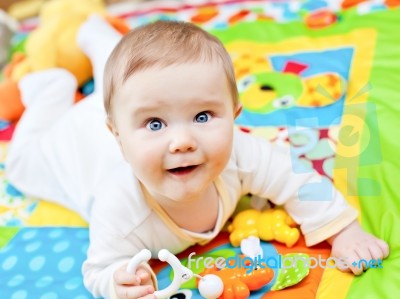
<box><xmin>237</xmin><ymin>71</ymin><xmax>346</xmax><ymax>114</ymax></box>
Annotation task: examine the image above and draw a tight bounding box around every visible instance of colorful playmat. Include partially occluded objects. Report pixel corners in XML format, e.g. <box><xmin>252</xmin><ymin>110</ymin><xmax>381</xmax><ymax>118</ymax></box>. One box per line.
<box><xmin>1</xmin><ymin>0</ymin><xmax>400</xmax><ymax>298</ymax></box>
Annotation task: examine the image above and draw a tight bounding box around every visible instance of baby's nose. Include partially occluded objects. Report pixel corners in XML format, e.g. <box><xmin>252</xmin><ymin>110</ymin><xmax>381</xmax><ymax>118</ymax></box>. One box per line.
<box><xmin>169</xmin><ymin>129</ymin><xmax>197</xmax><ymax>153</ymax></box>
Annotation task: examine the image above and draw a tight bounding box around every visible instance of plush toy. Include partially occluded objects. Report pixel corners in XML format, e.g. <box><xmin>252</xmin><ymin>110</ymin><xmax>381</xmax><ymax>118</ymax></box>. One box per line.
<box><xmin>10</xmin><ymin>0</ymin><xmax>105</xmax><ymax>83</ymax></box>
<box><xmin>228</xmin><ymin>208</ymin><xmax>300</xmax><ymax>248</ymax></box>
<box><xmin>0</xmin><ymin>0</ymin><xmax>130</xmax><ymax>123</ymax></box>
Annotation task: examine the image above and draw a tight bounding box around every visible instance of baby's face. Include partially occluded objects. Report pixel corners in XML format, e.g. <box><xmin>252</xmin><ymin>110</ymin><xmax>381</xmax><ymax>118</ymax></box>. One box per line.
<box><xmin>111</xmin><ymin>62</ymin><xmax>239</xmax><ymax>203</ymax></box>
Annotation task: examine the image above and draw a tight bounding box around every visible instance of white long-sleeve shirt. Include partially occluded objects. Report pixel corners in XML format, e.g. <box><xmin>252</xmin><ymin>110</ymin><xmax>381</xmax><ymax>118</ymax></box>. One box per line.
<box><xmin>6</xmin><ymin>69</ymin><xmax>357</xmax><ymax>299</ymax></box>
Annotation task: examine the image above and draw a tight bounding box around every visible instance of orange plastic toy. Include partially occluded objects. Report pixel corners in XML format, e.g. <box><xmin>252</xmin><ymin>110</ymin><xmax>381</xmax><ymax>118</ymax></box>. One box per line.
<box><xmin>199</xmin><ymin>257</ymin><xmax>274</xmax><ymax>299</ymax></box>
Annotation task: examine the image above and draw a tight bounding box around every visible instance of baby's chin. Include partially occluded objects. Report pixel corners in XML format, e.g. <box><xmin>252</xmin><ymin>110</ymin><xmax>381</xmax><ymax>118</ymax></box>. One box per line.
<box><xmin>159</xmin><ymin>182</ymin><xmax>213</xmax><ymax>203</ymax></box>
<box><xmin>163</xmin><ymin>188</ymin><xmax>208</xmax><ymax>203</ymax></box>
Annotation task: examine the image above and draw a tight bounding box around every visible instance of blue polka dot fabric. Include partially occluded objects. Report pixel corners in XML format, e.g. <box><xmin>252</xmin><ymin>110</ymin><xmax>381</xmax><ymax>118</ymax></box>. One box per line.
<box><xmin>1</xmin><ymin>228</ymin><xmax>96</xmax><ymax>299</ymax></box>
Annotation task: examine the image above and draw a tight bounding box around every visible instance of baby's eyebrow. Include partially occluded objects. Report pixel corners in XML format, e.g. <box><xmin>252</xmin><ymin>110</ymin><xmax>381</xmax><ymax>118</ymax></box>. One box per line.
<box><xmin>131</xmin><ymin>104</ymin><xmax>164</xmax><ymax>117</ymax></box>
<box><xmin>195</xmin><ymin>98</ymin><xmax>226</xmax><ymax>109</ymax></box>
<box><xmin>132</xmin><ymin>106</ymin><xmax>158</xmax><ymax>115</ymax></box>
<box><xmin>131</xmin><ymin>97</ymin><xmax>226</xmax><ymax>118</ymax></box>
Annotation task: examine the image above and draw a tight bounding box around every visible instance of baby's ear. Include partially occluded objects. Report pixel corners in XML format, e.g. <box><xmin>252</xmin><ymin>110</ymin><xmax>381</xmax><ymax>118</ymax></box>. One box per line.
<box><xmin>106</xmin><ymin>117</ymin><xmax>126</xmax><ymax>158</ymax></box>
<box><xmin>234</xmin><ymin>103</ymin><xmax>243</xmax><ymax>119</ymax></box>
<box><xmin>105</xmin><ymin>117</ymin><xmax>119</xmax><ymax>137</ymax></box>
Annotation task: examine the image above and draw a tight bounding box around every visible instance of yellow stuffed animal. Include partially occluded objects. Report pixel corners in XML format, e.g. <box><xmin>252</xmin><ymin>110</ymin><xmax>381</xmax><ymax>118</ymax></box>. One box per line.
<box><xmin>228</xmin><ymin>208</ymin><xmax>300</xmax><ymax>248</ymax></box>
<box><xmin>0</xmin><ymin>0</ymin><xmax>130</xmax><ymax>122</ymax></box>
<box><xmin>10</xmin><ymin>0</ymin><xmax>105</xmax><ymax>85</ymax></box>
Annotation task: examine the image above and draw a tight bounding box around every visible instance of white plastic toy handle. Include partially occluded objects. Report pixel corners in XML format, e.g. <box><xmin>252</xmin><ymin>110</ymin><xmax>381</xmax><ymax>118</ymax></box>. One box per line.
<box><xmin>127</xmin><ymin>249</ymin><xmax>193</xmax><ymax>299</ymax></box>
<box><xmin>126</xmin><ymin>249</ymin><xmax>152</xmax><ymax>273</ymax></box>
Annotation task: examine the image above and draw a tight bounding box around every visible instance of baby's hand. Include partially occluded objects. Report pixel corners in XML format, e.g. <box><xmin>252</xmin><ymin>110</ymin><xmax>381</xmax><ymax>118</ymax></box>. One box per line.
<box><xmin>113</xmin><ymin>263</ymin><xmax>155</xmax><ymax>299</ymax></box>
<box><xmin>329</xmin><ymin>220</ymin><xmax>389</xmax><ymax>275</ymax></box>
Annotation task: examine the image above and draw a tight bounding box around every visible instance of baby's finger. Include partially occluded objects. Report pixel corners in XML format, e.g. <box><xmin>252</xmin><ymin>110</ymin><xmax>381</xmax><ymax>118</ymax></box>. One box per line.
<box><xmin>136</xmin><ymin>269</ymin><xmax>152</xmax><ymax>285</ymax></box>
<box><xmin>114</xmin><ymin>269</ymin><xmax>140</xmax><ymax>286</ymax></box>
<box><xmin>335</xmin><ymin>257</ymin><xmax>351</xmax><ymax>272</ymax></box>
<box><xmin>116</xmin><ymin>285</ymin><xmax>154</xmax><ymax>299</ymax></box>
<box><xmin>355</xmin><ymin>246</ymin><xmax>374</xmax><ymax>271</ymax></box>
<box><xmin>139</xmin><ymin>294</ymin><xmax>157</xmax><ymax>299</ymax></box>
<box><xmin>347</xmin><ymin>253</ymin><xmax>364</xmax><ymax>275</ymax></box>
<box><xmin>367</xmin><ymin>242</ymin><xmax>386</xmax><ymax>263</ymax></box>
<box><xmin>376</xmin><ymin>239</ymin><xmax>390</xmax><ymax>259</ymax></box>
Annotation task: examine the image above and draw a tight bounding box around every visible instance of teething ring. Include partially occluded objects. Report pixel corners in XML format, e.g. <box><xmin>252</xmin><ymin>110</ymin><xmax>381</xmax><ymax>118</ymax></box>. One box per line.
<box><xmin>127</xmin><ymin>249</ymin><xmax>193</xmax><ymax>299</ymax></box>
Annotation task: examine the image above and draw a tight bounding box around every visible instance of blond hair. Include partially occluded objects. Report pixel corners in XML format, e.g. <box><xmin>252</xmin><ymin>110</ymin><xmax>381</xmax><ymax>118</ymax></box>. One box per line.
<box><xmin>103</xmin><ymin>20</ymin><xmax>238</xmax><ymax>119</ymax></box>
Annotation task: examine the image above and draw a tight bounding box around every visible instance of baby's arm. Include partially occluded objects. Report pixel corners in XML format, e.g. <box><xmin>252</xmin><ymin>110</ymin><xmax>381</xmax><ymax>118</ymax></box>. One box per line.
<box><xmin>83</xmin><ymin>213</ymin><xmax>157</xmax><ymax>299</ymax></box>
<box><xmin>328</xmin><ymin>220</ymin><xmax>389</xmax><ymax>275</ymax></box>
<box><xmin>233</xmin><ymin>131</ymin><xmax>390</xmax><ymax>274</ymax></box>
<box><xmin>83</xmin><ymin>172</ymin><xmax>162</xmax><ymax>299</ymax></box>
<box><xmin>83</xmin><ymin>226</ymin><xmax>157</xmax><ymax>299</ymax></box>
<box><xmin>83</xmin><ymin>230</ymin><xmax>158</xmax><ymax>299</ymax></box>
<box><xmin>113</xmin><ymin>263</ymin><xmax>155</xmax><ymax>299</ymax></box>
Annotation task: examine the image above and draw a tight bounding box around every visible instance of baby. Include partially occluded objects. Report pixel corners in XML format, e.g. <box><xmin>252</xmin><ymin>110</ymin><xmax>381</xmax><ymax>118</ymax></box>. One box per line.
<box><xmin>6</xmin><ymin>16</ymin><xmax>389</xmax><ymax>299</ymax></box>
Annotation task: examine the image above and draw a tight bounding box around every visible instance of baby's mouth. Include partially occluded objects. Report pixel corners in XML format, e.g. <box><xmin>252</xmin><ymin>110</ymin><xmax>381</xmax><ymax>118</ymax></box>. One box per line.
<box><xmin>167</xmin><ymin>165</ymin><xmax>198</xmax><ymax>175</ymax></box>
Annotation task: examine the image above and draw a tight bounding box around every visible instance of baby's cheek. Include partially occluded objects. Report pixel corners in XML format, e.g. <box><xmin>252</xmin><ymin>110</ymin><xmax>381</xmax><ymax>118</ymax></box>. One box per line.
<box><xmin>210</xmin><ymin>143</ymin><xmax>232</xmax><ymax>172</ymax></box>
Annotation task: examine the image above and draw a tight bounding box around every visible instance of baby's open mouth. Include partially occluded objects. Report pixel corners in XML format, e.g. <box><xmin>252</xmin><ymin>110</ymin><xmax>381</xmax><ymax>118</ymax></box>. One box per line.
<box><xmin>167</xmin><ymin>165</ymin><xmax>198</xmax><ymax>175</ymax></box>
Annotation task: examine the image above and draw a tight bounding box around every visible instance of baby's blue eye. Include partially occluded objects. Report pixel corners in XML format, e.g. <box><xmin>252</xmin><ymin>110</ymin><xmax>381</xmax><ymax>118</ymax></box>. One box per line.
<box><xmin>146</xmin><ymin>119</ymin><xmax>164</xmax><ymax>131</ymax></box>
<box><xmin>195</xmin><ymin>112</ymin><xmax>211</xmax><ymax>123</ymax></box>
